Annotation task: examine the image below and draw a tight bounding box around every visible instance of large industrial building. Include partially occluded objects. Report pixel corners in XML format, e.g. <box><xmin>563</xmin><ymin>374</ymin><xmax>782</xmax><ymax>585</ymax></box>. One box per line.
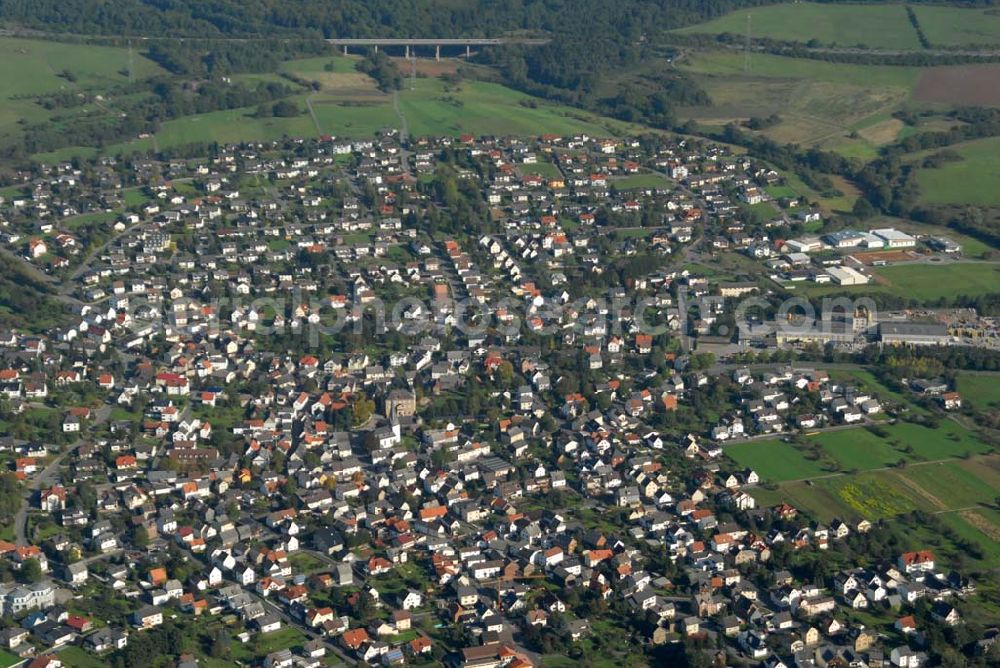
<box><xmin>878</xmin><ymin>321</ymin><xmax>951</xmax><ymax>346</ymax></box>
<box><xmin>826</xmin><ymin>266</ymin><xmax>869</xmax><ymax>286</ymax></box>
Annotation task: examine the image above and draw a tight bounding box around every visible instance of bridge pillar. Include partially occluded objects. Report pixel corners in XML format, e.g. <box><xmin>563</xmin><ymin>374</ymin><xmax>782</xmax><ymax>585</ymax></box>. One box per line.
<box><xmin>343</xmin><ymin>45</ymin><xmax>348</xmax><ymax>56</ymax></box>
<box><xmin>374</xmin><ymin>45</ymin><xmax>378</xmax><ymax>54</ymax></box>
<box><xmin>435</xmin><ymin>45</ymin><xmax>441</xmax><ymax>61</ymax></box>
<box><xmin>466</xmin><ymin>44</ymin><xmax>471</xmax><ymax>59</ymax></box>
<box><xmin>405</xmin><ymin>45</ymin><xmax>410</xmax><ymax>59</ymax></box>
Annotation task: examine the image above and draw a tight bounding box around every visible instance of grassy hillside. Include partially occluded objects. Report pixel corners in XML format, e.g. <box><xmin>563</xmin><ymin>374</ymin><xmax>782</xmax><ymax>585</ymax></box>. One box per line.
<box><xmin>956</xmin><ymin>373</ymin><xmax>1000</xmax><ymax>412</ymax></box>
<box><xmin>0</xmin><ymin>37</ymin><xmax>162</xmax><ymax>96</ymax></box>
<box><xmin>910</xmin><ymin>5</ymin><xmax>1000</xmax><ymax>47</ymax></box>
<box><xmin>675</xmin><ymin>2</ymin><xmax>922</xmax><ymax>49</ymax></box>
<box><xmin>677</xmin><ymin>49</ymin><xmax>921</xmax><ymax>159</ymax></box>
<box><xmin>912</xmin><ymin>136</ymin><xmax>1000</xmax><ymax>206</ymax></box>
<box><xmin>0</xmin><ymin>37</ymin><xmax>164</xmax><ymax>145</ymax></box>
<box><xmin>33</xmin><ymin>57</ymin><xmax>634</xmax><ymax>162</ymax></box>
<box><xmin>680</xmin><ymin>50</ymin><xmax>922</xmax><ymax>88</ymax></box>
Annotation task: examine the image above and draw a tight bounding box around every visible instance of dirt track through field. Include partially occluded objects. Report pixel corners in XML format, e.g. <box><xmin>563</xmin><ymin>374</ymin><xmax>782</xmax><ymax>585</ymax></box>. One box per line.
<box><xmin>960</xmin><ymin>510</ymin><xmax>1000</xmax><ymax>542</ymax></box>
<box><xmin>889</xmin><ymin>470</ymin><xmax>947</xmax><ymax>510</ymax></box>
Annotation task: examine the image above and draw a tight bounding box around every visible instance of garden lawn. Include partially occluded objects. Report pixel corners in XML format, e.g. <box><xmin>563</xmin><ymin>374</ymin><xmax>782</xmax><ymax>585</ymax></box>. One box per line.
<box><xmin>249</xmin><ymin>627</ymin><xmax>306</xmax><ymax>656</ymax></box>
<box><xmin>520</xmin><ymin>162</ymin><xmax>563</xmax><ymax>179</ymax></box>
<box><xmin>57</xmin><ymin>647</ymin><xmax>107</xmax><ymax>668</ymax></box>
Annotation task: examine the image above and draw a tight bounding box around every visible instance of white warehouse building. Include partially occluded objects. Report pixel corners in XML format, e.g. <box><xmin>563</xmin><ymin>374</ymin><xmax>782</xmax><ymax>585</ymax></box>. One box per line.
<box><xmin>871</xmin><ymin>228</ymin><xmax>917</xmax><ymax>249</ymax></box>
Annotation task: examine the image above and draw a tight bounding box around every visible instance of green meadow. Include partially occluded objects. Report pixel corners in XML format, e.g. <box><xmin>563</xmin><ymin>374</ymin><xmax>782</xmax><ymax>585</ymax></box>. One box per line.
<box><xmin>749</xmin><ymin>455</ymin><xmax>1000</xmax><ymax>563</ymax></box>
<box><xmin>34</xmin><ymin>65</ymin><xmax>630</xmax><ymax>161</ymax></box>
<box><xmin>729</xmin><ymin>420</ymin><xmax>992</xmax><ymax>484</ymax></box>
<box><xmin>679</xmin><ymin>50</ymin><xmax>921</xmax><ymax>89</ymax></box>
<box><xmin>956</xmin><ymin>372</ymin><xmax>1000</xmax><ymax>412</ymax></box>
<box><xmin>675</xmin><ymin>2</ymin><xmax>922</xmax><ymax>49</ymax></box>
<box><xmin>677</xmin><ymin>49</ymin><xmax>919</xmax><ymax>157</ymax></box>
<box><xmin>0</xmin><ymin>36</ymin><xmax>164</xmax><ymax>144</ymax></box>
<box><xmin>397</xmin><ymin>78</ymin><xmax>619</xmax><ymax>138</ymax></box>
<box><xmin>912</xmin><ymin>136</ymin><xmax>1000</xmax><ymax>206</ymax></box>
<box><xmin>910</xmin><ymin>5</ymin><xmax>1000</xmax><ymax>47</ymax></box>
<box><xmin>726</xmin><ymin>439</ymin><xmax>832</xmax><ymax>481</ymax></box>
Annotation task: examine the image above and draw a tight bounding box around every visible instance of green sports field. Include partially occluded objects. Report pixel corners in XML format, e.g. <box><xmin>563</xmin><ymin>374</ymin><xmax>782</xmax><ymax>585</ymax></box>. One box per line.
<box><xmin>873</xmin><ymin>262</ymin><xmax>1000</xmax><ymax>301</ymax></box>
<box><xmin>675</xmin><ymin>2</ymin><xmax>922</xmax><ymax>49</ymax></box>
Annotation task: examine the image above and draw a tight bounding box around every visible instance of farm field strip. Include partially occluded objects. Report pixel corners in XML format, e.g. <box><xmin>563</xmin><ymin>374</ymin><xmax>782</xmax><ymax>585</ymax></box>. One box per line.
<box><xmin>674</xmin><ymin>2</ymin><xmax>923</xmax><ymax>50</ymax></box>
<box><xmin>0</xmin><ymin>37</ymin><xmax>164</xmax><ymax>143</ymax></box>
<box><xmin>747</xmin><ymin>456</ymin><xmax>999</xmax><ymax>520</ymax></box>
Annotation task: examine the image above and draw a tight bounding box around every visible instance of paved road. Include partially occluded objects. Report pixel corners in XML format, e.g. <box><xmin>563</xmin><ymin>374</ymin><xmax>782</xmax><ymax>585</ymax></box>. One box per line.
<box><xmin>14</xmin><ymin>403</ymin><xmax>111</xmax><ymax>545</ymax></box>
